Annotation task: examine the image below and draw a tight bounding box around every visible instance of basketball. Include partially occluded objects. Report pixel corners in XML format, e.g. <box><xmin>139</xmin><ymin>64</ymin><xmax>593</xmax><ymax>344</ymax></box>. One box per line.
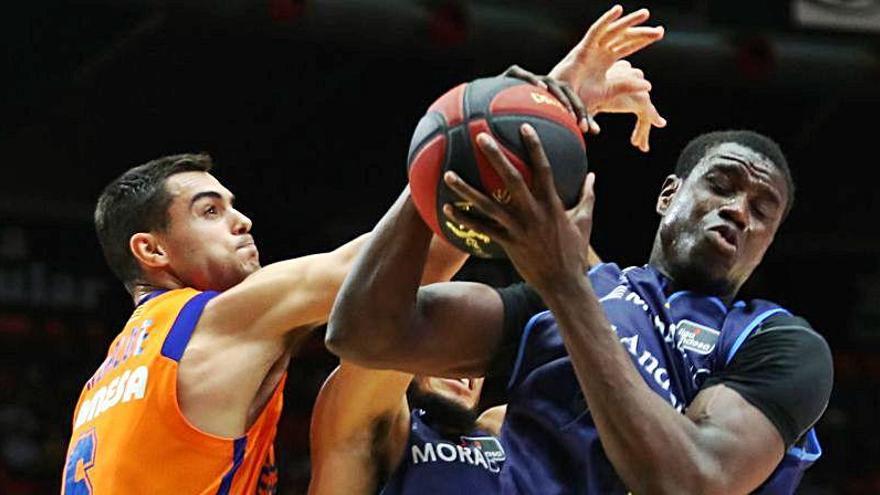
<box><xmin>406</xmin><ymin>76</ymin><xmax>588</xmax><ymax>258</ymax></box>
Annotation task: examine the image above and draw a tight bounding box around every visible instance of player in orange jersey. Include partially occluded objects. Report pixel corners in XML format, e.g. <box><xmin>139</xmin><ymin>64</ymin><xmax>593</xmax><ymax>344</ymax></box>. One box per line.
<box><xmin>61</xmin><ymin>157</ymin><xmax>466</xmax><ymax>495</ymax></box>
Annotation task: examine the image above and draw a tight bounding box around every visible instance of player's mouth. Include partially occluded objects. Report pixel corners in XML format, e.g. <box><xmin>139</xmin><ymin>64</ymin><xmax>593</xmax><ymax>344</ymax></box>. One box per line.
<box><xmin>707</xmin><ymin>224</ymin><xmax>738</xmax><ymax>255</ymax></box>
<box><xmin>237</xmin><ymin>236</ymin><xmax>257</xmax><ymax>251</ymax></box>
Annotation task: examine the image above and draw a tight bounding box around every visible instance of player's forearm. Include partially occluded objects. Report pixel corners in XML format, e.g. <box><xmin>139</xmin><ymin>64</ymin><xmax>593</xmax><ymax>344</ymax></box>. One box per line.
<box><xmin>308</xmin><ymin>455</ymin><xmax>380</xmax><ymax>495</ymax></box>
<box><xmin>326</xmin><ymin>190</ymin><xmax>435</xmax><ymax>364</ymax></box>
<box><xmin>253</xmin><ymin>208</ymin><xmax>461</xmax><ymax>336</ymax></box>
<box><xmin>540</xmin><ymin>277</ymin><xmax>721</xmax><ymax>495</ymax></box>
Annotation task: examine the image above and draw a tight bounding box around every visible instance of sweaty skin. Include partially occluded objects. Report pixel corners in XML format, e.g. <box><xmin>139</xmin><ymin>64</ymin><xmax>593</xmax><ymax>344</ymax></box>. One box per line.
<box><xmin>650</xmin><ymin>142</ymin><xmax>787</xmax><ymax>299</ymax></box>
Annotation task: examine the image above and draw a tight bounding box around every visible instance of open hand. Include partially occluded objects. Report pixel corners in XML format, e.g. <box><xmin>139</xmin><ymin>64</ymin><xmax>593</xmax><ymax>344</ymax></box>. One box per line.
<box><xmin>595</xmin><ymin>60</ymin><xmax>667</xmax><ymax>151</ymax></box>
<box><xmin>549</xmin><ymin>5</ymin><xmax>666</xmax><ymax>151</ymax></box>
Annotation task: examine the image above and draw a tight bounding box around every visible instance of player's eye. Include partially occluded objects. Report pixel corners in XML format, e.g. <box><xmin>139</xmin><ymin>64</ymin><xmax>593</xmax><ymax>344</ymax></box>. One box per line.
<box><xmin>750</xmin><ymin>203</ymin><xmax>765</xmax><ymax>220</ymax></box>
<box><xmin>751</xmin><ymin>200</ymin><xmax>774</xmax><ymax>222</ymax></box>
<box><xmin>708</xmin><ymin>175</ymin><xmax>734</xmax><ymax>196</ymax></box>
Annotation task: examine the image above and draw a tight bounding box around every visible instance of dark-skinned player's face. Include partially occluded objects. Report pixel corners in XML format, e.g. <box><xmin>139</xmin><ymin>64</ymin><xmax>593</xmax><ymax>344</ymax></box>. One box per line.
<box><xmin>655</xmin><ymin>142</ymin><xmax>788</xmax><ymax>295</ymax></box>
<box><xmin>157</xmin><ymin>172</ymin><xmax>260</xmax><ymax>291</ymax></box>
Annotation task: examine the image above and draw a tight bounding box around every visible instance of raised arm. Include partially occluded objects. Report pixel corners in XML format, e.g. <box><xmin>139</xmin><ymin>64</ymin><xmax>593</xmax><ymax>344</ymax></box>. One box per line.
<box><xmin>326</xmin><ymin>190</ymin><xmax>507</xmax><ymax>378</ymax></box>
<box><xmin>309</xmin><ymin>362</ymin><xmax>414</xmax><ymax>495</ymax></box>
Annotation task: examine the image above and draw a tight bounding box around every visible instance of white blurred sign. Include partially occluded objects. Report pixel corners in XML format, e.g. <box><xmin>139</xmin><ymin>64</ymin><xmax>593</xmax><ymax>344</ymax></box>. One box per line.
<box><xmin>793</xmin><ymin>0</ymin><xmax>880</xmax><ymax>32</ymax></box>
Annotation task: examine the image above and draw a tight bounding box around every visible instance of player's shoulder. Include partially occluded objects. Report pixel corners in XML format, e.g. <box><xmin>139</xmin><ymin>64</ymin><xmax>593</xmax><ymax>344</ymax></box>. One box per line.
<box><xmin>756</xmin><ymin>312</ymin><xmax>821</xmax><ymax>338</ymax></box>
<box><xmin>735</xmin><ymin>297</ymin><xmax>821</xmax><ymax>338</ymax></box>
<box><xmin>750</xmin><ymin>311</ymin><xmax>831</xmax><ymax>360</ymax></box>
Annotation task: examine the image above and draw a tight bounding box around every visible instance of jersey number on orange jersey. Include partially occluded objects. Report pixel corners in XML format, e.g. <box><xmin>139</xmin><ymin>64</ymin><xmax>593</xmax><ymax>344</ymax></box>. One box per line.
<box><xmin>63</xmin><ymin>429</ymin><xmax>97</xmax><ymax>495</ymax></box>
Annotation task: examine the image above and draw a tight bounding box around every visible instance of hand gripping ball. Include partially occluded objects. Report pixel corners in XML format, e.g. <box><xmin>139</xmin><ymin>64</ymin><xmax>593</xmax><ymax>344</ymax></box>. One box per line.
<box><xmin>407</xmin><ymin>77</ymin><xmax>588</xmax><ymax>258</ymax></box>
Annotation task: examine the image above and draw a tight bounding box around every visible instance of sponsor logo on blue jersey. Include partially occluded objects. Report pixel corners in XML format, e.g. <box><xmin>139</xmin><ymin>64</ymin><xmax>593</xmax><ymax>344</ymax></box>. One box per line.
<box><xmin>676</xmin><ymin>319</ymin><xmax>720</xmax><ymax>355</ymax></box>
<box><xmin>411</xmin><ymin>435</ymin><xmax>506</xmax><ymax>473</ymax></box>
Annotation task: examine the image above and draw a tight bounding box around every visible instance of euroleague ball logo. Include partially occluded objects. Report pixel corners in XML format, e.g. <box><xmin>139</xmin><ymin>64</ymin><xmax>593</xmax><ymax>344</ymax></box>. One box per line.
<box><xmin>530</xmin><ymin>92</ymin><xmax>565</xmax><ymax>112</ymax></box>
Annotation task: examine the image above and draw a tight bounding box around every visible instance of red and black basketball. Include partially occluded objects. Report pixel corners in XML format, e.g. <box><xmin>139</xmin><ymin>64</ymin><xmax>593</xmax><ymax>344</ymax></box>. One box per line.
<box><xmin>407</xmin><ymin>76</ymin><xmax>588</xmax><ymax>258</ymax></box>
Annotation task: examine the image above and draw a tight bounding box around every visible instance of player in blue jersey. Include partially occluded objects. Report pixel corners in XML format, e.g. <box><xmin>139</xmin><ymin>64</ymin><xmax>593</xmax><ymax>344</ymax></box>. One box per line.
<box><xmin>309</xmin><ymin>365</ymin><xmax>508</xmax><ymax>494</ymax></box>
<box><xmin>327</xmin><ymin>122</ymin><xmax>833</xmax><ymax>494</ymax></box>
<box><xmin>309</xmin><ymin>7</ymin><xmax>663</xmax><ymax>494</ymax></box>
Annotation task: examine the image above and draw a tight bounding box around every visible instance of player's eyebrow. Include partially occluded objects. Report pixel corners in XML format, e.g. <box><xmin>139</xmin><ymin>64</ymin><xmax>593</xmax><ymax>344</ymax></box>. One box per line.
<box><xmin>708</xmin><ymin>162</ymin><xmax>783</xmax><ymax>207</ymax></box>
<box><xmin>189</xmin><ymin>191</ymin><xmax>233</xmax><ymax>207</ymax></box>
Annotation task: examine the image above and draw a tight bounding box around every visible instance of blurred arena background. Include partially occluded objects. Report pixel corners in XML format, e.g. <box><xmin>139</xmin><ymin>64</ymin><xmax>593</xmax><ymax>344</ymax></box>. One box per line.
<box><xmin>2</xmin><ymin>0</ymin><xmax>878</xmax><ymax>492</ymax></box>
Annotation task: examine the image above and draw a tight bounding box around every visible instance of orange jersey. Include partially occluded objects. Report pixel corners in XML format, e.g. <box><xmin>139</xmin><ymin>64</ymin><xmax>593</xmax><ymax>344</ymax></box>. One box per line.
<box><xmin>62</xmin><ymin>288</ymin><xmax>283</xmax><ymax>494</ymax></box>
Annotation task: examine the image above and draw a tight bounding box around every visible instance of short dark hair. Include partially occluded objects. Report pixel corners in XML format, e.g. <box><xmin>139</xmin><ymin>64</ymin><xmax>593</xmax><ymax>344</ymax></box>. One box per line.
<box><xmin>95</xmin><ymin>153</ymin><xmax>214</xmax><ymax>292</ymax></box>
<box><xmin>675</xmin><ymin>130</ymin><xmax>795</xmax><ymax>217</ymax></box>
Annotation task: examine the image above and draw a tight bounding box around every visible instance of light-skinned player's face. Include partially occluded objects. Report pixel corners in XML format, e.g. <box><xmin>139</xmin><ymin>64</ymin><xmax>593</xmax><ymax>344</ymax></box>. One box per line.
<box><xmin>157</xmin><ymin>172</ymin><xmax>260</xmax><ymax>291</ymax></box>
<box><xmin>416</xmin><ymin>377</ymin><xmax>485</xmax><ymax>411</ymax></box>
<box><xmin>657</xmin><ymin>142</ymin><xmax>788</xmax><ymax>294</ymax></box>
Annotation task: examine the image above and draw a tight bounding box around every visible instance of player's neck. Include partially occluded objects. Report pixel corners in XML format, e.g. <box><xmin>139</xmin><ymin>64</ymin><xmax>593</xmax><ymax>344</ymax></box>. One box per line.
<box><xmin>131</xmin><ymin>277</ymin><xmax>187</xmax><ymax>305</ymax></box>
<box><xmin>648</xmin><ymin>238</ymin><xmax>741</xmax><ymax>303</ymax></box>
<box><xmin>647</xmin><ymin>261</ymin><xmax>740</xmax><ymax>305</ymax></box>
<box><xmin>131</xmin><ymin>284</ymin><xmax>163</xmax><ymax>305</ymax></box>
<box><xmin>132</xmin><ymin>265</ymin><xmax>197</xmax><ymax>304</ymax></box>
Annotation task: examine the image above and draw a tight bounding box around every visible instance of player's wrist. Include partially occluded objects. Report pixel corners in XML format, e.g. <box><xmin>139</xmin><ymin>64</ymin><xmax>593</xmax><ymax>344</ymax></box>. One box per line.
<box><xmin>533</xmin><ymin>267</ymin><xmax>591</xmax><ymax>307</ymax></box>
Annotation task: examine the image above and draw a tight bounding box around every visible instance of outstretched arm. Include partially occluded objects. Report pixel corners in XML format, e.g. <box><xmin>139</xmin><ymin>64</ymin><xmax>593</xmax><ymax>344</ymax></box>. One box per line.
<box><xmin>176</xmin><ymin>189</ymin><xmax>466</xmax><ymax>437</ymax></box>
<box><xmin>199</xmin><ymin>189</ymin><xmax>467</xmax><ymax>341</ymax></box>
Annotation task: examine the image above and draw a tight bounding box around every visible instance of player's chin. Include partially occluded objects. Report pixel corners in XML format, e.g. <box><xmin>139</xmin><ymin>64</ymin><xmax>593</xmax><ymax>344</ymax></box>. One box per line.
<box><xmin>692</xmin><ymin>243</ymin><xmax>736</xmax><ymax>275</ymax></box>
<box><xmin>224</xmin><ymin>260</ymin><xmax>260</xmax><ymax>289</ymax></box>
<box><xmin>438</xmin><ymin>388</ymin><xmax>479</xmax><ymax>410</ymax></box>
<box><xmin>440</xmin><ymin>394</ymin><xmax>477</xmax><ymax>413</ymax></box>
<box><xmin>237</xmin><ymin>250</ymin><xmax>261</xmax><ymax>271</ymax></box>
<box><xmin>242</xmin><ymin>258</ymin><xmax>261</xmax><ymax>276</ymax></box>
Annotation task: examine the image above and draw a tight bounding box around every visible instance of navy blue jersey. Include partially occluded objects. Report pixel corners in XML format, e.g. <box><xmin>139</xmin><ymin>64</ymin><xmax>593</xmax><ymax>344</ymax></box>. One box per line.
<box><xmin>380</xmin><ymin>409</ymin><xmax>505</xmax><ymax>495</ymax></box>
<box><xmin>499</xmin><ymin>263</ymin><xmax>822</xmax><ymax>494</ymax></box>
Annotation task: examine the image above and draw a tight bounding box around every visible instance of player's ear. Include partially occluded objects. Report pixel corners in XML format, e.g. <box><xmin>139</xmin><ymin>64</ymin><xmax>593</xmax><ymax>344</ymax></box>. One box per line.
<box><xmin>130</xmin><ymin>232</ymin><xmax>170</xmax><ymax>269</ymax></box>
<box><xmin>656</xmin><ymin>175</ymin><xmax>681</xmax><ymax>215</ymax></box>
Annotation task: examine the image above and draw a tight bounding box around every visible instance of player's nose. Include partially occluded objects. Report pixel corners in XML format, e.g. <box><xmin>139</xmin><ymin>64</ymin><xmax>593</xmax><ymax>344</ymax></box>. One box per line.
<box><xmin>232</xmin><ymin>208</ymin><xmax>253</xmax><ymax>234</ymax></box>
